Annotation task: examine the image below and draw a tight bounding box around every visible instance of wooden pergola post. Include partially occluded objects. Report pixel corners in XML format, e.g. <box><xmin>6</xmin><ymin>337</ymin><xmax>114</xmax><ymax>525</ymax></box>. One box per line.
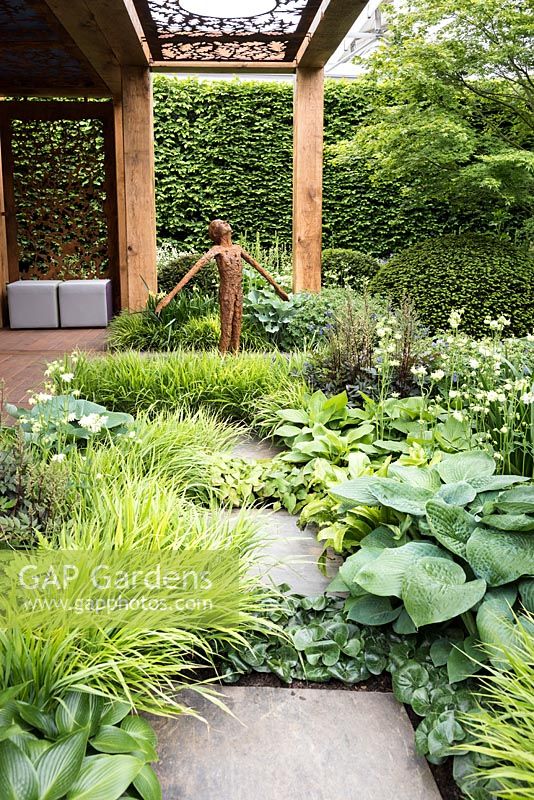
<box><xmin>0</xmin><ymin>138</ymin><xmax>9</xmax><ymax>327</ymax></box>
<box><xmin>114</xmin><ymin>66</ymin><xmax>157</xmax><ymax>310</ymax></box>
<box><xmin>292</xmin><ymin>65</ymin><xmax>324</xmax><ymax>293</ymax></box>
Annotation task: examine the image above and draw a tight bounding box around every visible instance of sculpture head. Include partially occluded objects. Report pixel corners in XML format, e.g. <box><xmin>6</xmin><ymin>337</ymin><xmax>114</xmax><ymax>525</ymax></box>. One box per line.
<box><xmin>208</xmin><ymin>219</ymin><xmax>232</xmax><ymax>244</ymax></box>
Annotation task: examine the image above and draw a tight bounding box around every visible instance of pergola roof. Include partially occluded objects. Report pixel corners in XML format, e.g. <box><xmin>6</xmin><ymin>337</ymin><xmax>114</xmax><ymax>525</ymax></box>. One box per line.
<box><xmin>132</xmin><ymin>0</ymin><xmax>323</xmax><ymax>63</ymax></box>
<box><xmin>0</xmin><ymin>0</ymin><xmax>366</xmax><ymax>94</ymax></box>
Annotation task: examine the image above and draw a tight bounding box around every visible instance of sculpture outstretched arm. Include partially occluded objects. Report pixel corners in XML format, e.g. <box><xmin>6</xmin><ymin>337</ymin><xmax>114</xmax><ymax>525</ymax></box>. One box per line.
<box><xmin>155</xmin><ymin>249</ymin><xmax>217</xmax><ymax>313</ymax></box>
<box><xmin>240</xmin><ymin>249</ymin><xmax>289</xmax><ymax>301</ymax></box>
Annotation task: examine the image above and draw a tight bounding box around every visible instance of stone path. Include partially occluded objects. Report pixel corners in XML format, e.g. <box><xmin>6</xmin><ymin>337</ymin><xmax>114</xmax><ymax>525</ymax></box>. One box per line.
<box><xmin>149</xmin><ymin>687</ymin><xmax>441</xmax><ymax>800</ymax></box>
<box><xmin>148</xmin><ymin>437</ymin><xmax>442</xmax><ymax>800</ymax></box>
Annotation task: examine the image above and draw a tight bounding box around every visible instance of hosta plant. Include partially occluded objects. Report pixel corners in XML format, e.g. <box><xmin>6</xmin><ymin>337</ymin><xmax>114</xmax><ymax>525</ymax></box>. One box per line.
<box><xmin>0</xmin><ymin>686</ymin><xmax>161</xmax><ymax>800</ymax></box>
<box><xmin>331</xmin><ymin>449</ymin><xmax>534</xmax><ymax>670</ymax></box>
<box><xmin>7</xmin><ymin>395</ymin><xmax>134</xmax><ymax>452</ymax></box>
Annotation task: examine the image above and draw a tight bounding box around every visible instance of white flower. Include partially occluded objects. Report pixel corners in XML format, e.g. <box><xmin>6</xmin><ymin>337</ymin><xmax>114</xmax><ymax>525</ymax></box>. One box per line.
<box><xmin>34</xmin><ymin>392</ymin><xmax>53</xmax><ymax>403</ymax></box>
<box><xmin>449</xmin><ymin>390</ymin><xmax>460</xmax><ymax>398</ymax></box>
<box><xmin>521</xmin><ymin>392</ymin><xmax>534</xmax><ymax>405</ymax></box>
<box><xmin>79</xmin><ymin>413</ymin><xmax>108</xmax><ymax>433</ymax></box>
<box><xmin>494</xmin><ymin>452</ymin><xmax>504</xmax><ymax>461</ymax></box>
<box><xmin>452</xmin><ymin>410</ymin><xmax>465</xmax><ymax>422</ymax></box>
<box><xmin>430</xmin><ymin>369</ymin><xmax>445</xmax><ymax>381</ymax></box>
<box><xmin>410</xmin><ymin>365</ymin><xmax>428</xmax><ymax>377</ymax></box>
<box><xmin>51</xmin><ymin>453</ymin><xmax>66</xmax><ymax>463</ymax></box>
<box><xmin>71</xmin><ymin>389</ymin><xmax>81</xmax><ymax>397</ymax></box>
<box><xmin>67</xmin><ymin>413</ymin><xmax>76</xmax><ymax>422</ymax></box>
<box><xmin>486</xmin><ymin>390</ymin><xmax>499</xmax><ymax>402</ymax></box>
<box><xmin>468</xmin><ymin>358</ymin><xmax>479</xmax><ymax>370</ymax></box>
<box><xmin>499</xmin><ymin>426</ymin><xmax>509</xmax><ymax>434</ymax></box>
<box><xmin>448</xmin><ymin>309</ymin><xmax>463</xmax><ymax>330</ymax></box>
<box><xmin>28</xmin><ymin>397</ymin><xmax>36</xmax><ymax>406</ymax></box>
<box><xmin>60</xmin><ymin>372</ymin><xmax>74</xmax><ymax>383</ymax></box>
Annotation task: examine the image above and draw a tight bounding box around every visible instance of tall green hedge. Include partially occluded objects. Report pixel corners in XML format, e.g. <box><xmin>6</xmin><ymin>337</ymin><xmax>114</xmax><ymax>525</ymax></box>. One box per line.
<box><xmin>153</xmin><ymin>77</ymin><xmax>468</xmax><ymax>258</ymax></box>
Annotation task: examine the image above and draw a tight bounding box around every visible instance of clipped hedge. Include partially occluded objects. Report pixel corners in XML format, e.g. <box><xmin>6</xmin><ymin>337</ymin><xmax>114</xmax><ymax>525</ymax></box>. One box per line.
<box><xmin>370</xmin><ymin>234</ymin><xmax>534</xmax><ymax>337</ymax></box>
<box><xmin>153</xmin><ymin>77</ymin><xmax>474</xmax><ymax>258</ymax></box>
<box><xmin>322</xmin><ymin>248</ymin><xmax>380</xmax><ymax>289</ymax></box>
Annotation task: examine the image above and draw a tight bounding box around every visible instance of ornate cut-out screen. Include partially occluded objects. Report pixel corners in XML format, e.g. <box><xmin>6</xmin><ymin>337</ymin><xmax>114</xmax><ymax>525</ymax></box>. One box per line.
<box><xmin>133</xmin><ymin>0</ymin><xmax>323</xmax><ymax>61</ymax></box>
<box><xmin>11</xmin><ymin>119</ymin><xmax>110</xmax><ymax>280</ymax></box>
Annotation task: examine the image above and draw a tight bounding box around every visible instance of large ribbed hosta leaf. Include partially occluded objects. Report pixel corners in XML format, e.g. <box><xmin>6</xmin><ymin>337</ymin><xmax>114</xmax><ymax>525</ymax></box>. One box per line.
<box><xmin>402</xmin><ymin>557</ymin><xmax>486</xmax><ymax>627</ymax></box>
<box><xmin>369</xmin><ymin>480</ymin><xmax>434</xmax><ymax>516</ymax></box>
<box><xmin>425</xmin><ymin>499</ymin><xmax>477</xmax><ymax>559</ymax></box>
<box><xmin>437</xmin><ymin>450</ymin><xmax>495</xmax><ymax>484</ymax></box>
<box><xmin>466</xmin><ymin>528</ymin><xmax>534</xmax><ymax>586</ymax></box>
<box><xmin>355</xmin><ymin>541</ymin><xmax>449</xmax><ymax>597</ymax></box>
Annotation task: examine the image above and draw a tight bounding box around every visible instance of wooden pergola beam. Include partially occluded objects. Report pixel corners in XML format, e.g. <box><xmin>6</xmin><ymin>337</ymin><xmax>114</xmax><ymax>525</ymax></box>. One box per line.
<box><xmin>297</xmin><ymin>0</ymin><xmax>368</xmax><ymax>68</ymax></box>
<box><xmin>152</xmin><ymin>61</ymin><xmax>297</xmax><ymax>74</ymax></box>
<box><xmin>41</xmin><ymin>0</ymin><xmax>123</xmax><ymax>95</ymax></box>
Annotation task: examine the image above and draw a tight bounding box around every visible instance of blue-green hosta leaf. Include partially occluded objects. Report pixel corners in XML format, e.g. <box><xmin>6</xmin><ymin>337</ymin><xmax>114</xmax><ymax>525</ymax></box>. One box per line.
<box><xmin>36</xmin><ymin>730</ymin><xmax>87</xmax><ymax>800</ymax></box>
<box><xmin>330</xmin><ymin>477</ymin><xmax>381</xmax><ymax>507</ymax></box>
<box><xmin>476</xmin><ymin>589</ymin><xmax>518</xmax><ymax>666</ymax></box>
<box><xmin>425</xmin><ymin>499</ymin><xmax>477</xmax><ymax>559</ymax></box>
<box><xmin>436</xmin><ymin>481</ymin><xmax>477</xmax><ymax>507</ymax></box>
<box><xmin>519</xmin><ymin>579</ymin><xmax>534</xmax><ymax>612</ymax></box>
<box><xmin>338</xmin><ymin>548</ymin><xmax>380</xmax><ymax>591</ymax></box>
<box><xmin>369</xmin><ymin>480</ymin><xmax>435</xmax><ymax>516</ymax></box>
<box><xmin>468</xmin><ymin>474</ymin><xmax>529</xmax><ymax>492</ymax></box>
<box><xmin>437</xmin><ymin>450</ymin><xmax>495</xmax><ymax>484</ymax></box>
<box><xmin>387</xmin><ymin>465</ymin><xmax>441</xmax><ymax>491</ymax></box>
<box><xmin>344</xmin><ymin>594</ymin><xmax>401</xmax><ymax>626</ymax></box>
<box><xmin>480</xmin><ymin>513</ymin><xmax>534</xmax><ymax>532</ymax></box>
<box><xmin>402</xmin><ymin>558</ymin><xmax>486</xmax><ymax>627</ymax></box>
<box><xmin>273</xmin><ymin>424</ymin><xmax>302</xmax><ymax>439</ymax></box>
<box><xmin>355</xmin><ymin>541</ymin><xmax>450</xmax><ymax>598</ymax></box>
<box><xmin>325</xmin><ymin>572</ymin><xmax>350</xmax><ymax>593</ymax></box>
<box><xmin>0</xmin><ymin>740</ymin><xmax>38</xmax><ymax>800</ymax></box>
<box><xmin>133</xmin><ymin>765</ymin><xmax>162</xmax><ymax>800</ymax></box>
<box><xmin>491</xmin><ymin>485</ymin><xmax>534</xmax><ymax>514</ymax></box>
<box><xmin>466</xmin><ymin>528</ymin><xmax>534</xmax><ymax>586</ymax></box>
<box><xmin>66</xmin><ymin>754</ymin><xmax>144</xmax><ymax>800</ymax></box>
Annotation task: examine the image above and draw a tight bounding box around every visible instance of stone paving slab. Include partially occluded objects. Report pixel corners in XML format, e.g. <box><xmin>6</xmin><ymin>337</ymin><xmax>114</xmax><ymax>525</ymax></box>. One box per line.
<box><xmin>233</xmin><ymin>508</ymin><xmax>341</xmax><ymax>595</ymax></box>
<box><xmin>148</xmin><ymin>686</ymin><xmax>441</xmax><ymax>800</ymax></box>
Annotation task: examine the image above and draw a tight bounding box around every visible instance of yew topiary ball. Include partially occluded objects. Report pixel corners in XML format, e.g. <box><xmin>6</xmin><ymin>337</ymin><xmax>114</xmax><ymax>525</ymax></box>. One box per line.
<box><xmin>369</xmin><ymin>234</ymin><xmax>534</xmax><ymax>337</ymax></box>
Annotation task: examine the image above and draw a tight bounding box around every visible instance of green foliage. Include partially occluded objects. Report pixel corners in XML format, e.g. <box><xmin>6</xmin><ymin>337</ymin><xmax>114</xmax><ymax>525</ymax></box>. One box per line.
<box><xmin>321</xmin><ymin>248</ymin><xmax>381</xmax><ymax>290</ymax></box>
<box><xmin>244</xmin><ymin>287</ymin><xmax>306</xmax><ymax>348</ymax></box>
<box><xmin>370</xmin><ymin>234</ymin><xmax>534</xmax><ymax>337</ymax></box>
<box><xmin>6</xmin><ymin>396</ymin><xmax>134</xmax><ymax>451</ymax></box>
<box><xmin>460</xmin><ymin>612</ymin><xmax>534</xmax><ymax>800</ymax></box>
<box><xmin>0</xmin><ymin>437</ymin><xmax>69</xmax><ymax>547</ymax></box>
<box><xmin>332</xmin><ymin>450</ymin><xmax>533</xmax><ymax>644</ymax></box>
<box><xmin>52</xmin><ymin>350</ymin><xmax>305</xmax><ymax>423</ymax></box>
<box><xmin>333</xmin><ymin>0</ymin><xmax>534</xmax><ymax>240</ymax></box>
<box><xmin>153</xmin><ymin>76</ymin><xmax>498</xmax><ymax>257</ymax></box>
<box><xmin>305</xmin><ymin>294</ymin><xmax>434</xmax><ymax>404</ymax></box>
<box><xmin>156</xmin><ymin>247</ymin><xmax>212</xmax><ymax>294</ymax></box>
<box><xmin>0</xmin><ymin>686</ymin><xmax>161</xmax><ymax>800</ymax></box>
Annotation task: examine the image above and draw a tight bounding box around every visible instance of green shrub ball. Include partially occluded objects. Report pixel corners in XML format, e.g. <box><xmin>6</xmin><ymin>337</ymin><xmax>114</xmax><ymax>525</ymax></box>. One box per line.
<box><xmin>370</xmin><ymin>234</ymin><xmax>534</xmax><ymax>337</ymax></box>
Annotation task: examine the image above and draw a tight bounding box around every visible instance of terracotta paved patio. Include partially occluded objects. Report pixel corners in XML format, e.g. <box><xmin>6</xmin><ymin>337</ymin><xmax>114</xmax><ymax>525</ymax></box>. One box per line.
<box><xmin>0</xmin><ymin>328</ymin><xmax>108</xmax><ymax>407</ymax></box>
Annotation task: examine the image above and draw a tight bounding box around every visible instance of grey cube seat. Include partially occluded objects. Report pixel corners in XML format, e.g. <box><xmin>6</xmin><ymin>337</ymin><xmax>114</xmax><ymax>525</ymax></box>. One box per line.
<box><xmin>7</xmin><ymin>280</ymin><xmax>61</xmax><ymax>329</ymax></box>
<box><xmin>58</xmin><ymin>279</ymin><xmax>112</xmax><ymax>328</ymax></box>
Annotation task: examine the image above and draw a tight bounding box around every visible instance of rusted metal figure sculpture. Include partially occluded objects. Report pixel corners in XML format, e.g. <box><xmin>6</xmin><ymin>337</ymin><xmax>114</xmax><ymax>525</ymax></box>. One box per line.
<box><xmin>155</xmin><ymin>219</ymin><xmax>289</xmax><ymax>353</ymax></box>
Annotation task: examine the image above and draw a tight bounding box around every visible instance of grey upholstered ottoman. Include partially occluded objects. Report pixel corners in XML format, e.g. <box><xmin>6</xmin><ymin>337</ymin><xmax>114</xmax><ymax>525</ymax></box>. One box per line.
<box><xmin>7</xmin><ymin>280</ymin><xmax>61</xmax><ymax>329</ymax></box>
<box><xmin>58</xmin><ymin>279</ymin><xmax>112</xmax><ymax>328</ymax></box>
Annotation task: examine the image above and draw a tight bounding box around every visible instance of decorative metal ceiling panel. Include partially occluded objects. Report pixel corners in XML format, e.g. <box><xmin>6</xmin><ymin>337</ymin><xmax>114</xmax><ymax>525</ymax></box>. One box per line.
<box><xmin>133</xmin><ymin>0</ymin><xmax>323</xmax><ymax>61</ymax></box>
<box><xmin>0</xmin><ymin>0</ymin><xmax>105</xmax><ymax>91</ymax></box>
